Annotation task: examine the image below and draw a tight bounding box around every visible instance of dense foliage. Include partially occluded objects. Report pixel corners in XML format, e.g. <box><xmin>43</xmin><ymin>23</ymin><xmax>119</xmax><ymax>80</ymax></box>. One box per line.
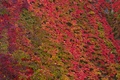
<box><xmin>0</xmin><ymin>0</ymin><xmax>120</xmax><ymax>80</ymax></box>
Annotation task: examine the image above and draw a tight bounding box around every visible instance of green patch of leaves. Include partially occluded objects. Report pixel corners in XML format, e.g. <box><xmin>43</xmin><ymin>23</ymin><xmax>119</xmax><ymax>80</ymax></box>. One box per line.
<box><xmin>0</xmin><ymin>8</ymin><xmax>9</xmax><ymax>15</ymax></box>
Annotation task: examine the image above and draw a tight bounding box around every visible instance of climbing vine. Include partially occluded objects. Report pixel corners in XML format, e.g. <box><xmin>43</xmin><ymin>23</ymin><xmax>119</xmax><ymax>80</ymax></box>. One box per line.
<box><xmin>0</xmin><ymin>0</ymin><xmax>120</xmax><ymax>80</ymax></box>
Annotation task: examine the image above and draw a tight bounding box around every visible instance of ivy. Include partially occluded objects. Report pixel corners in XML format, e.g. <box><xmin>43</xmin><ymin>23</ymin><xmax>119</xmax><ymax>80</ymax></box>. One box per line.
<box><xmin>0</xmin><ymin>0</ymin><xmax>120</xmax><ymax>80</ymax></box>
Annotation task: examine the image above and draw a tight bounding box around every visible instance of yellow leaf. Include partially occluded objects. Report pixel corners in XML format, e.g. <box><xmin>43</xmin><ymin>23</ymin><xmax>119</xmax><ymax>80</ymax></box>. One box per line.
<box><xmin>89</xmin><ymin>11</ymin><xmax>95</xmax><ymax>15</ymax></box>
<box><xmin>61</xmin><ymin>75</ymin><xmax>70</xmax><ymax>80</ymax></box>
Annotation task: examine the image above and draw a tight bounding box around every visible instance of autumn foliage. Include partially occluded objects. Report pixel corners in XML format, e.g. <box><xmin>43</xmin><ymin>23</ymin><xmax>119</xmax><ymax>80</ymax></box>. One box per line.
<box><xmin>0</xmin><ymin>0</ymin><xmax>120</xmax><ymax>80</ymax></box>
